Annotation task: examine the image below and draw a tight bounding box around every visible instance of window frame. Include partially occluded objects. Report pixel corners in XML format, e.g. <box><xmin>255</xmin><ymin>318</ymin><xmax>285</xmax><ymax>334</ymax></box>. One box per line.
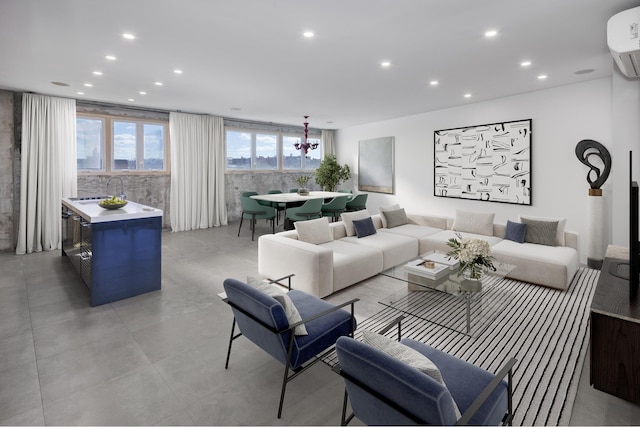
<box><xmin>225</xmin><ymin>127</ymin><xmax>322</xmax><ymax>172</ymax></box>
<box><xmin>76</xmin><ymin>112</ymin><xmax>170</xmax><ymax>175</ymax></box>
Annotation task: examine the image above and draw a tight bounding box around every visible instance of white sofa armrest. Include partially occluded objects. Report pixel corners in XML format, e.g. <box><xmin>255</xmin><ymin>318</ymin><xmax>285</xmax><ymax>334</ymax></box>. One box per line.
<box><xmin>258</xmin><ymin>234</ymin><xmax>334</xmax><ymax>298</ymax></box>
<box><xmin>564</xmin><ymin>230</ymin><xmax>578</xmax><ymax>251</ymax></box>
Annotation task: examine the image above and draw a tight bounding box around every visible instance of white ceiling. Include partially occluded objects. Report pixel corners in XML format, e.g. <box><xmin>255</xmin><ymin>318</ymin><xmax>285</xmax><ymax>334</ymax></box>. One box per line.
<box><xmin>1</xmin><ymin>0</ymin><xmax>638</xmax><ymax>129</ymax></box>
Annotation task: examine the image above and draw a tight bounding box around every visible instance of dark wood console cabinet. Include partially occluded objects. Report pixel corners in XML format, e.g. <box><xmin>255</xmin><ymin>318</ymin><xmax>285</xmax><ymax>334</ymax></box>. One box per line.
<box><xmin>590</xmin><ymin>257</ymin><xmax>640</xmax><ymax>403</ymax></box>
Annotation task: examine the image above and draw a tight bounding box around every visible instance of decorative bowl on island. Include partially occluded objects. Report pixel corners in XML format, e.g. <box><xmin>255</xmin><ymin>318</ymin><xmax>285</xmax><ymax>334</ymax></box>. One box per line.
<box><xmin>99</xmin><ymin>197</ymin><xmax>128</xmax><ymax>210</ymax></box>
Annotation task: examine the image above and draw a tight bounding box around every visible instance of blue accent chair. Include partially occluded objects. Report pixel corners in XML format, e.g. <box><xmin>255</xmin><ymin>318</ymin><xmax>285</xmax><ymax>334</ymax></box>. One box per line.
<box><xmin>223</xmin><ymin>278</ymin><xmax>358</xmax><ymax>418</ymax></box>
<box><xmin>335</xmin><ymin>334</ymin><xmax>516</xmax><ymax>425</ymax></box>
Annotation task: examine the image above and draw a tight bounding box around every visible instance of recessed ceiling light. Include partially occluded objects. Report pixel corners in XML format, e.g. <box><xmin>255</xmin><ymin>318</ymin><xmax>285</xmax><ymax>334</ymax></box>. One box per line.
<box><xmin>230</xmin><ymin>107</ymin><xmax>241</xmax><ymax>111</ymax></box>
<box><xmin>303</xmin><ymin>31</ymin><xmax>314</xmax><ymax>38</ymax></box>
<box><xmin>381</xmin><ymin>61</ymin><xmax>391</xmax><ymax>67</ymax></box>
<box><xmin>464</xmin><ymin>93</ymin><xmax>472</xmax><ymax>98</ymax></box>
<box><xmin>520</xmin><ymin>61</ymin><xmax>532</xmax><ymax>67</ymax></box>
<box><xmin>122</xmin><ymin>33</ymin><xmax>135</xmax><ymax>40</ymax></box>
<box><xmin>174</xmin><ymin>69</ymin><xmax>183</xmax><ymax>74</ymax></box>
<box><xmin>105</xmin><ymin>55</ymin><xmax>117</xmax><ymax>60</ymax></box>
<box><xmin>92</xmin><ymin>71</ymin><xmax>103</xmax><ymax>76</ymax></box>
<box><xmin>77</xmin><ymin>91</ymin><xmax>84</xmax><ymax>95</ymax></box>
<box><xmin>430</xmin><ymin>80</ymin><xmax>439</xmax><ymax>86</ymax></box>
<box><xmin>128</xmin><ymin>98</ymin><xmax>135</xmax><ymax>102</ymax></box>
<box><xmin>154</xmin><ymin>82</ymin><xmax>163</xmax><ymax>86</ymax></box>
<box><xmin>84</xmin><ymin>83</ymin><xmax>93</xmax><ymax>87</ymax></box>
<box><xmin>575</xmin><ymin>69</ymin><xmax>595</xmax><ymax>75</ymax></box>
<box><xmin>326</xmin><ymin>121</ymin><xmax>334</xmax><ymax>124</ymax></box>
<box><xmin>139</xmin><ymin>91</ymin><xmax>147</xmax><ymax>95</ymax></box>
<box><xmin>51</xmin><ymin>81</ymin><xmax>70</xmax><ymax>86</ymax></box>
<box><xmin>537</xmin><ymin>74</ymin><xmax>548</xmax><ymax>80</ymax></box>
<box><xmin>484</xmin><ymin>30</ymin><xmax>498</xmax><ymax>37</ymax></box>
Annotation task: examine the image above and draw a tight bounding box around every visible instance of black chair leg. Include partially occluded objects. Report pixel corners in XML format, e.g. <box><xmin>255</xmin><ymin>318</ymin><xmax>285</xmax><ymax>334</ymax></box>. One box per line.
<box><xmin>237</xmin><ymin>216</ymin><xmax>244</xmax><ymax>237</ymax></box>
<box><xmin>225</xmin><ymin>319</ymin><xmax>236</xmax><ymax>369</ymax></box>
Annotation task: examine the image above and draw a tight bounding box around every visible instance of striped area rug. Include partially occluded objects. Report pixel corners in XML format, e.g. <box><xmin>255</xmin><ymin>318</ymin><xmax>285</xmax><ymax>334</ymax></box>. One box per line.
<box><xmin>325</xmin><ymin>266</ymin><xmax>599</xmax><ymax>426</ymax></box>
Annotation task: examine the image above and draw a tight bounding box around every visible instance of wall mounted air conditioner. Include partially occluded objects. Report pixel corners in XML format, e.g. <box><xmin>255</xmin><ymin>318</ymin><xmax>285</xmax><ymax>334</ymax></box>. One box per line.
<box><xmin>608</xmin><ymin>6</ymin><xmax>640</xmax><ymax>78</ymax></box>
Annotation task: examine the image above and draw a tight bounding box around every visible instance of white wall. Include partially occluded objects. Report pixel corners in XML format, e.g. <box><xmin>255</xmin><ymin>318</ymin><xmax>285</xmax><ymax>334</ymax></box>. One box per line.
<box><xmin>336</xmin><ymin>78</ymin><xmax>616</xmax><ymax>264</ymax></box>
<box><xmin>611</xmin><ymin>66</ymin><xmax>640</xmax><ymax>246</ymax></box>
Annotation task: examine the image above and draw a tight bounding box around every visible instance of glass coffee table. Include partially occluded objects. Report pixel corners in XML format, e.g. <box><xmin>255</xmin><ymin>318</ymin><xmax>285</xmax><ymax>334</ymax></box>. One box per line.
<box><xmin>379</xmin><ymin>253</ymin><xmax>516</xmax><ymax>337</ymax></box>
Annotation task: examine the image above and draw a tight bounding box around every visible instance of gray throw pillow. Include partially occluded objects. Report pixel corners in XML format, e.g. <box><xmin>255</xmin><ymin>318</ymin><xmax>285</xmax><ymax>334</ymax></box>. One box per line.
<box><xmin>521</xmin><ymin>218</ymin><xmax>558</xmax><ymax>246</ymax></box>
<box><xmin>257</xmin><ymin>283</ymin><xmax>308</xmax><ymax>336</ymax></box>
<box><xmin>384</xmin><ymin>208</ymin><xmax>409</xmax><ymax>228</ymax></box>
<box><xmin>362</xmin><ymin>331</ymin><xmax>461</xmax><ymax>419</ymax></box>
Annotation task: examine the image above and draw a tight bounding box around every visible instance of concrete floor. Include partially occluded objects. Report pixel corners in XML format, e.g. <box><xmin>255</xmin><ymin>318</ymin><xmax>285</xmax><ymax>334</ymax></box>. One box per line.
<box><xmin>0</xmin><ymin>221</ymin><xmax>639</xmax><ymax>425</ymax></box>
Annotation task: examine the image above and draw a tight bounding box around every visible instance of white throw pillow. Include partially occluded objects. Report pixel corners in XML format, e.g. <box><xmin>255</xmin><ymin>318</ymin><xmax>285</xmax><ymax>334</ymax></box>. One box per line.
<box><xmin>294</xmin><ymin>217</ymin><xmax>334</xmax><ymax>245</ymax></box>
<box><xmin>258</xmin><ymin>283</ymin><xmax>308</xmax><ymax>336</ymax></box>
<box><xmin>452</xmin><ymin>210</ymin><xmax>495</xmax><ymax>236</ymax></box>
<box><xmin>362</xmin><ymin>331</ymin><xmax>461</xmax><ymax>419</ymax></box>
<box><xmin>378</xmin><ymin>203</ymin><xmax>401</xmax><ymax>228</ymax></box>
<box><xmin>341</xmin><ymin>210</ymin><xmax>371</xmax><ymax>237</ymax></box>
<box><xmin>519</xmin><ymin>215</ymin><xmax>566</xmax><ymax>246</ymax></box>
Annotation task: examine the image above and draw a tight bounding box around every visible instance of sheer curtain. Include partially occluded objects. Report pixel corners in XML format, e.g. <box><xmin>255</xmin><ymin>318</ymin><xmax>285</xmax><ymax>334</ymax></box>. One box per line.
<box><xmin>322</xmin><ymin>129</ymin><xmax>336</xmax><ymax>156</ymax></box>
<box><xmin>169</xmin><ymin>112</ymin><xmax>227</xmax><ymax>232</ymax></box>
<box><xmin>16</xmin><ymin>94</ymin><xmax>77</xmax><ymax>254</ymax></box>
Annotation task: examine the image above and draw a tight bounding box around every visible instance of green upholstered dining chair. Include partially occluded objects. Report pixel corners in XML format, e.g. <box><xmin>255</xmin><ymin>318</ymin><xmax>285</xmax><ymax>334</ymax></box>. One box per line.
<box><xmin>268</xmin><ymin>190</ymin><xmax>286</xmax><ymax>224</ymax></box>
<box><xmin>345</xmin><ymin>194</ymin><xmax>368</xmax><ymax>212</ymax></box>
<box><xmin>337</xmin><ymin>189</ymin><xmax>353</xmax><ymax>194</ymax></box>
<box><xmin>321</xmin><ymin>196</ymin><xmax>349</xmax><ymax>222</ymax></box>
<box><xmin>238</xmin><ymin>196</ymin><xmax>276</xmax><ymax>241</ymax></box>
<box><xmin>285</xmin><ymin>198</ymin><xmax>323</xmax><ymax>223</ymax></box>
<box><xmin>289</xmin><ymin>188</ymin><xmax>298</xmax><ymax>193</ymax></box>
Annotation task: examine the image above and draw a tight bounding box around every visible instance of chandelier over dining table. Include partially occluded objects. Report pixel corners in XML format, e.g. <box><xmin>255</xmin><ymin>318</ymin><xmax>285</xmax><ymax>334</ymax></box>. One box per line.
<box><xmin>294</xmin><ymin>115</ymin><xmax>319</xmax><ymax>155</ymax></box>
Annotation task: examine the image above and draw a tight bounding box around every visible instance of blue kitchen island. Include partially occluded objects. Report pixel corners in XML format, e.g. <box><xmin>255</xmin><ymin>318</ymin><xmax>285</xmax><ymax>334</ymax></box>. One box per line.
<box><xmin>61</xmin><ymin>198</ymin><xmax>163</xmax><ymax>306</ymax></box>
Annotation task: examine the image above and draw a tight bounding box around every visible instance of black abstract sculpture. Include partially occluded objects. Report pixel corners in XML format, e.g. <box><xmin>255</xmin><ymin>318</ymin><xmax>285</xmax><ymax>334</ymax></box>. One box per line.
<box><xmin>575</xmin><ymin>139</ymin><xmax>612</xmax><ymax>189</ymax></box>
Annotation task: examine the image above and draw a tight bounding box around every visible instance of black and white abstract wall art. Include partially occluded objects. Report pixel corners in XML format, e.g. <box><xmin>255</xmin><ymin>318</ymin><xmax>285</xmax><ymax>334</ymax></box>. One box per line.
<box><xmin>434</xmin><ymin>119</ymin><xmax>532</xmax><ymax>205</ymax></box>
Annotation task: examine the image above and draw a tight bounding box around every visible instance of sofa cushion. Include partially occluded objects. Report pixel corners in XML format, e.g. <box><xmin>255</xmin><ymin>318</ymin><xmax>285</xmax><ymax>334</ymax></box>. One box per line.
<box><xmin>378</xmin><ymin>203</ymin><xmax>400</xmax><ymax>228</ymax></box>
<box><xmin>491</xmin><ymin>239</ymin><xmax>579</xmax><ymax>289</ymax></box>
<box><xmin>257</xmin><ymin>283</ymin><xmax>308</xmax><ymax>336</ymax></box>
<box><xmin>353</xmin><ymin>217</ymin><xmax>377</xmax><ymax>238</ymax></box>
<box><xmin>420</xmin><ymin>230</ymin><xmax>503</xmax><ymax>255</ymax></box>
<box><xmin>520</xmin><ymin>217</ymin><xmax>558</xmax><ymax>246</ymax></box>
<box><xmin>379</xmin><ymin>223</ymin><xmax>443</xmax><ymax>241</ymax></box>
<box><xmin>295</xmin><ymin>217</ymin><xmax>333</xmax><ymax>245</ymax></box>
<box><xmin>341</xmin><ymin>210</ymin><xmax>371</xmax><ymax>237</ymax></box>
<box><xmin>452</xmin><ymin>210</ymin><xmax>495</xmax><ymax>236</ymax></box>
<box><xmin>320</xmin><ymin>240</ymin><xmax>384</xmax><ymax>292</ymax></box>
<box><xmin>519</xmin><ymin>215</ymin><xmax>566</xmax><ymax>246</ymax></box>
<box><xmin>385</xmin><ymin>208</ymin><xmax>409</xmax><ymax>228</ymax></box>
<box><xmin>342</xmin><ymin>232</ymin><xmax>419</xmax><ymax>270</ymax></box>
<box><xmin>504</xmin><ymin>220</ymin><xmax>526</xmax><ymax>243</ymax></box>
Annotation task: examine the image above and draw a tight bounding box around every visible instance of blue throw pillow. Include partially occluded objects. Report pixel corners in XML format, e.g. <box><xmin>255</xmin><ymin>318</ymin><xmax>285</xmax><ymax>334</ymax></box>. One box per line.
<box><xmin>352</xmin><ymin>217</ymin><xmax>377</xmax><ymax>238</ymax></box>
<box><xmin>504</xmin><ymin>220</ymin><xmax>527</xmax><ymax>243</ymax></box>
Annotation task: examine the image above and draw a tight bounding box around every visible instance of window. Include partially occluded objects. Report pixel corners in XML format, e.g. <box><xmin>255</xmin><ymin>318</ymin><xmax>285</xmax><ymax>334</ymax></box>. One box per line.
<box><xmin>226</xmin><ymin>129</ymin><xmax>322</xmax><ymax>171</ymax></box>
<box><xmin>76</xmin><ymin>113</ymin><xmax>168</xmax><ymax>173</ymax></box>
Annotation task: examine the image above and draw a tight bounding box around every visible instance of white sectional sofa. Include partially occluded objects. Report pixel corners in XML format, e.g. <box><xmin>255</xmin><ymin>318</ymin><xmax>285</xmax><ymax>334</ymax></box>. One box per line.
<box><xmin>258</xmin><ymin>210</ymin><xmax>579</xmax><ymax>298</ymax></box>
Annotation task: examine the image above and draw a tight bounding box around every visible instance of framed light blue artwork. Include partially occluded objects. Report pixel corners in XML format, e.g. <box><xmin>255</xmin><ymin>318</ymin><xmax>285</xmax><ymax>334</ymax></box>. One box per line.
<box><xmin>358</xmin><ymin>136</ymin><xmax>394</xmax><ymax>194</ymax></box>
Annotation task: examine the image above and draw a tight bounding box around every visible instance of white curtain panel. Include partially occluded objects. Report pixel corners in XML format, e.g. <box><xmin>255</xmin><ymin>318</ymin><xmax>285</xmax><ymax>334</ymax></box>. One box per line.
<box><xmin>169</xmin><ymin>112</ymin><xmax>227</xmax><ymax>232</ymax></box>
<box><xmin>322</xmin><ymin>129</ymin><xmax>336</xmax><ymax>156</ymax></box>
<box><xmin>16</xmin><ymin>94</ymin><xmax>77</xmax><ymax>254</ymax></box>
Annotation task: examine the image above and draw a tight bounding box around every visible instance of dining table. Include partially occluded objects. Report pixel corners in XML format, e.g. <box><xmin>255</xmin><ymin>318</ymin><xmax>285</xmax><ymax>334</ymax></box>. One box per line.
<box><xmin>250</xmin><ymin>191</ymin><xmax>351</xmax><ymax>230</ymax></box>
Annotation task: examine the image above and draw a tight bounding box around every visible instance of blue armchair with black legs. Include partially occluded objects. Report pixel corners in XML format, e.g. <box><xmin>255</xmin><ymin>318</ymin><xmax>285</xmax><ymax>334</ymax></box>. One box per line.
<box><xmin>334</xmin><ymin>321</ymin><xmax>516</xmax><ymax>426</ymax></box>
<box><xmin>223</xmin><ymin>277</ymin><xmax>358</xmax><ymax>419</ymax></box>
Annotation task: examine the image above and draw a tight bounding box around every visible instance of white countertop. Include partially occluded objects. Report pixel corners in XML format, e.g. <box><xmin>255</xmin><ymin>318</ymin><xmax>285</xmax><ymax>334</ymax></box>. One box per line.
<box><xmin>62</xmin><ymin>198</ymin><xmax>163</xmax><ymax>223</ymax></box>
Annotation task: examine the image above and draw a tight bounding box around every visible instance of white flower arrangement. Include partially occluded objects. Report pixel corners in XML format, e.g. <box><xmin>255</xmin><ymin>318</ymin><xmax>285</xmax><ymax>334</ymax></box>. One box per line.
<box><xmin>446</xmin><ymin>232</ymin><xmax>496</xmax><ymax>280</ymax></box>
